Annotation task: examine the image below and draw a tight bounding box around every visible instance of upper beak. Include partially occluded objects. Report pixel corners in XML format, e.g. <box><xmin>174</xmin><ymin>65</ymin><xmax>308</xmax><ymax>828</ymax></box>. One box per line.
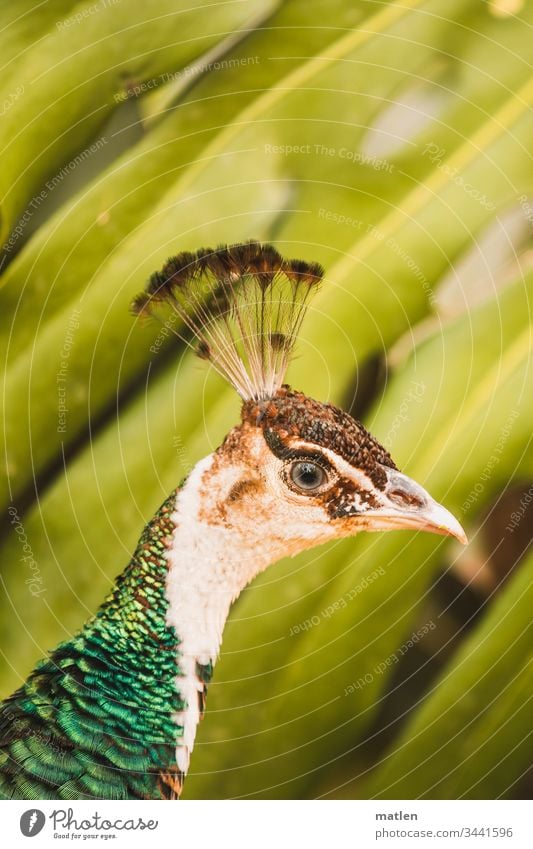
<box><xmin>355</xmin><ymin>468</ymin><xmax>468</xmax><ymax>545</ymax></box>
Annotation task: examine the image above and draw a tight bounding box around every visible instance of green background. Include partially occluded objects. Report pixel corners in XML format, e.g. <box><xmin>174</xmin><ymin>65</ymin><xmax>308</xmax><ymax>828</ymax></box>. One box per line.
<box><xmin>0</xmin><ymin>0</ymin><xmax>532</xmax><ymax>799</ymax></box>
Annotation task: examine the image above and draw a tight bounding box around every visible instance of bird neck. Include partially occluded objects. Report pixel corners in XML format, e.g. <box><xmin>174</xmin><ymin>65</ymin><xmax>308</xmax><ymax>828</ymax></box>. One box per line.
<box><xmin>2</xmin><ymin>450</ymin><xmax>281</xmax><ymax>800</ymax></box>
<box><xmin>163</xmin><ymin>452</ymin><xmax>276</xmax><ymax>774</ymax></box>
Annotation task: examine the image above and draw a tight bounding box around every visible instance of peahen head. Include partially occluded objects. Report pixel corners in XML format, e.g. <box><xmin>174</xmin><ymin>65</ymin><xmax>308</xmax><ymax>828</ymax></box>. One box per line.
<box><xmin>133</xmin><ymin>241</ymin><xmax>466</xmax><ymax>579</ymax></box>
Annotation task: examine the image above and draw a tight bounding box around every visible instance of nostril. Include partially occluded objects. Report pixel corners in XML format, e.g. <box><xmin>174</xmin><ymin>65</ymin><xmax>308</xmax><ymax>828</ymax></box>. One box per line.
<box><xmin>389</xmin><ymin>487</ymin><xmax>424</xmax><ymax>509</ymax></box>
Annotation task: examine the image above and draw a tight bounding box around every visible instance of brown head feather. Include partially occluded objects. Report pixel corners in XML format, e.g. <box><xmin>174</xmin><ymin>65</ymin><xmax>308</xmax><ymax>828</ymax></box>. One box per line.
<box><xmin>242</xmin><ymin>386</ymin><xmax>397</xmax><ymax>488</ymax></box>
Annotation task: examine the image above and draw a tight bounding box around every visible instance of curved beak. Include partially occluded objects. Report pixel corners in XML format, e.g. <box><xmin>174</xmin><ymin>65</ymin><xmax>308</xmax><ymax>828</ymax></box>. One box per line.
<box><xmin>355</xmin><ymin>468</ymin><xmax>468</xmax><ymax>545</ymax></box>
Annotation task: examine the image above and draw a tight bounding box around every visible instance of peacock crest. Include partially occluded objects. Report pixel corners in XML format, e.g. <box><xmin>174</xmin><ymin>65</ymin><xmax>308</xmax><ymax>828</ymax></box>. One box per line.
<box><xmin>132</xmin><ymin>241</ymin><xmax>323</xmax><ymax>401</ymax></box>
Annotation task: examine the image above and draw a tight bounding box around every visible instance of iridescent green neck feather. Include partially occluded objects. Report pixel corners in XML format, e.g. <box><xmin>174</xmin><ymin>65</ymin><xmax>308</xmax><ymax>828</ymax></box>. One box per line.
<box><xmin>0</xmin><ymin>491</ymin><xmax>194</xmax><ymax>800</ymax></box>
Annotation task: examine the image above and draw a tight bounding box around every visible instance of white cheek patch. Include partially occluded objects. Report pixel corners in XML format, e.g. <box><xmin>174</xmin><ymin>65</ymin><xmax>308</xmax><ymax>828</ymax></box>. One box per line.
<box><xmin>260</xmin><ymin>455</ymin><xmax>333</xmax><ymax>529</ymax></box>
<box><xmin>164</xmin><ymin>446</ymin><xmax>328</xmax><ymax>777</ymax></box>
<box><xmin>162</xmin><ymin>432</ymin><xmax>385</xmax><ymax>778</ymax></box>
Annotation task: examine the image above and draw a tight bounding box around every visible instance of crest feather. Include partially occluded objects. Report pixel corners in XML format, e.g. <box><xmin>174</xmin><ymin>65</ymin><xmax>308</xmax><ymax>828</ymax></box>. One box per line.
<box><xmin>132</xmin><ymin>241</ymin><xmax>323</xmax><ymax>401</ymax></box>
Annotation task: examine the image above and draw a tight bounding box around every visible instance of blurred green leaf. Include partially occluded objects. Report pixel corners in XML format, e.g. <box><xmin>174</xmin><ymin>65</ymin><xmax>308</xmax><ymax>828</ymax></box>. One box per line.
<box><xmin>363</xmin><ymin>548</ymin><xmax>533</xmax><ymax>799</ymax></box>
<box><xmin>3</xmin><ymin>0</ymin><xmax>532</xmax><ymax>514</ymax></box>
<box><xmin>0</xmin><ymin>0</ymin><xmax>268</xmax><ymax>242</ymax></box>
<box><xmin>0</xmin><ymin>0</ymin><xmax>532</xmax><ymax>802</ymax></box>
<box><xmin>0</xmin><ymin>0</ymin><xmax>356</xmax><ymax>355</ymax></box>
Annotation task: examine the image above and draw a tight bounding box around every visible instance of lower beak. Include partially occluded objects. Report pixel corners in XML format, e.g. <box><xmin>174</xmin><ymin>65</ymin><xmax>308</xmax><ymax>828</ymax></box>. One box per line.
<box><xmin>360</xmin><ymin>469</ymin><xmax>468</xmax><ymax>545</ymax></box>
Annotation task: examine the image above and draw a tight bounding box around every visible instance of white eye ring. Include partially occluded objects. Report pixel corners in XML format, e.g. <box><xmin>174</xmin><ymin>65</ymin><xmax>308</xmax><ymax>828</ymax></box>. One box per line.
<box><xmin>289</xmin><ymin>460</ymin><xmax>327</xmax><ymax>492</ymax></box>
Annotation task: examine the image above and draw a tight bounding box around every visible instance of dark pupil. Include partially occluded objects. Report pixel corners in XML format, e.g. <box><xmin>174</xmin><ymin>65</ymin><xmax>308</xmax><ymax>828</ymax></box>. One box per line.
<box><xmin>291</xmin><ymin>461</ymin><xmax>324</xmax><ymax>490</ymax></box>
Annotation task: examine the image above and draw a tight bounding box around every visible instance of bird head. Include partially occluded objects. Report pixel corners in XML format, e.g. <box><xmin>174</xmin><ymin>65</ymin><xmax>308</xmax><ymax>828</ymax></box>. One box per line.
<box><xmin>188</xmin><ymin>385</ymin><xmax>466</xmax><ymax>565</ymax></box>
<box><xmin>133</xmin><ymin>241</ymin><xmax>466</xmax><ymax>565</ymax></box>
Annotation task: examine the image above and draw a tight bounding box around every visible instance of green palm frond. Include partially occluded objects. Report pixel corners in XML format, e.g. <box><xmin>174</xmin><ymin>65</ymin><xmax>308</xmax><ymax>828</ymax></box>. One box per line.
<box><xmin>1</xmin><ymin>0</ymin><xmax>531</xmax><ymax>800</ymax></box>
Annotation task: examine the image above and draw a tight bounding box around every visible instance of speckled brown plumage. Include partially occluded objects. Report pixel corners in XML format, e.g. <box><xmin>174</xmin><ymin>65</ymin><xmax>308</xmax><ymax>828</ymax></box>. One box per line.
<box><xmin>242</xmin><ymin>386</ymin><xmax>397</xmax><ymax>488</ymax></box>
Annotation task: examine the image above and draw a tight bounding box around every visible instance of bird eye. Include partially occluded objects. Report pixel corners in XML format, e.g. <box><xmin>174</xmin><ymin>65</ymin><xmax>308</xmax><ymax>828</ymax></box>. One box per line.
<box><xmin>289</xmin><ymin>461</ymin><xmax>327</xmax><ymax>492</ymax></box>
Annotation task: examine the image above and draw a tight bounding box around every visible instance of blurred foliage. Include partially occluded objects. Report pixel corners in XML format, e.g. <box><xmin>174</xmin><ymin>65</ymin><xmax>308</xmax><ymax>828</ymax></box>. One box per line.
<box><xmin>0</xmin><ymin>0</ymin><xmax>532</xmax><ymax>799</ymax></box>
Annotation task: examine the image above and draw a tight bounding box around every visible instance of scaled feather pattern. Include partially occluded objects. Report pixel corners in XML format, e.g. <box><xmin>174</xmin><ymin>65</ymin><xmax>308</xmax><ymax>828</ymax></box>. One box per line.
<box><xmin>0</xmin><ymin>494</ymin><xmax>187</xmax><ymax>800</ymax></box>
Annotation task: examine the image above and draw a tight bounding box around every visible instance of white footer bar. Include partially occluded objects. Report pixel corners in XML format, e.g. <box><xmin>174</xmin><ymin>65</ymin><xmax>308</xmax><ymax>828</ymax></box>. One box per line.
<box><xmin>3</xmin><ymin>799</ymin><xmax>530</xmax><ymax>848</ymax></box>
